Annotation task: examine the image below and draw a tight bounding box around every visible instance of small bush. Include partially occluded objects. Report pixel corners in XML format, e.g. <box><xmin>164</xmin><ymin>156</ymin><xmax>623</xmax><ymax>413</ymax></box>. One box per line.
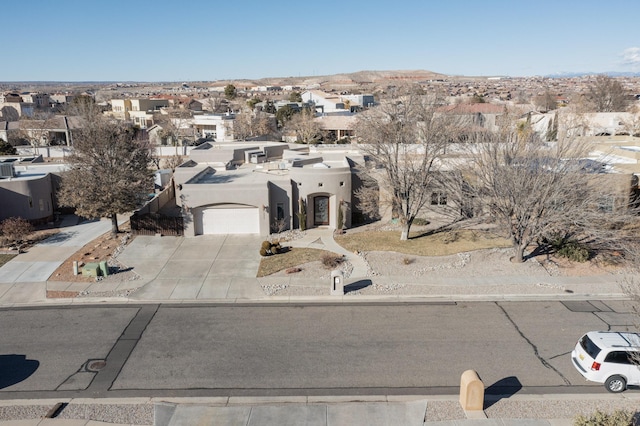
<box><xmin>0</xmin><ymin>217</ymin><xmax>34</xmax><ymax>251</ymax></box>
<box><xmin>259</xmin><ymin>241</ymin><xmax>282</xmax><ymax>256</ymax></box>
<box><xmin>555</xmin><ymin>240</ymin><xmax>590</xmax><ymax>262</ymax></box>
<box><xmin>402</xmin><ymin>257</ymin><xmax>413</xmax><ymax>265</ymax></box>
<box><xmin>573</xmin><ymin>409</ymin><xmax>635</xmax><ymax>426</ymax></box>
<box><xmin>321</xmin><ymin>253</ymin><xmax>343</xmax><ymax>269</ymax></box>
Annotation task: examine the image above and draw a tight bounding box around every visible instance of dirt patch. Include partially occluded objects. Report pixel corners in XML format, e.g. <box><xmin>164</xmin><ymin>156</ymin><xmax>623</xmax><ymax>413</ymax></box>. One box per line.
<box><xmin>48</xmin><ymin>222</ymin><xmax>137</xmax><ymax>283</ymax></box>
<box><xmin>46</xmin><ymin>290</ymin><xmax>80</xmax><ymax>298</ymax></box>
<box><xmin>0</xmin><ymin>227</ymin><xmax>60</xmax><ymax>253</ymax></box>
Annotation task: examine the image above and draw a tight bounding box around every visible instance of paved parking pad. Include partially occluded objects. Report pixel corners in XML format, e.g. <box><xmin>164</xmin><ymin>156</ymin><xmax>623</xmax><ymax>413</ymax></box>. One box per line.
<box><xmin>124</xmin><ymin>234</ymin><xmax>263</xmax><ymax>301</ymax></box>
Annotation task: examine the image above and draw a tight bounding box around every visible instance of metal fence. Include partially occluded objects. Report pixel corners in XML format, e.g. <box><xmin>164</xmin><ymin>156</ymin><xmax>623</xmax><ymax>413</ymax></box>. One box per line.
<box><xmin>130</xmin><ymin>214</ymin><xmax>184</xmax><ymax>236</ymax></box>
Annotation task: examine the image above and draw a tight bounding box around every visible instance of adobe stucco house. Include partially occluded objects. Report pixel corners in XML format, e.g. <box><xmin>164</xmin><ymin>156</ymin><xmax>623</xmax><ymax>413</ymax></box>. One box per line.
<box><xmin>0</xmin><ymin>155</ymin><xmax>64</xmax><ymax>223</ymax></box>
<box><xmin>172</xmin><ymin>142</ymin><xmax>360</xmax><ymax>236</ymax></box>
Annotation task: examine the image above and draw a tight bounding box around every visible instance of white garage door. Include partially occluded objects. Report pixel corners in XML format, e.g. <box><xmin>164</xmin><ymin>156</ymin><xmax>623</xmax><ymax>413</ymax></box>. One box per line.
<box><xmin>201</xmin><ymin>207</ymin><xmax>260</xmax><ymax>234</ymax></box>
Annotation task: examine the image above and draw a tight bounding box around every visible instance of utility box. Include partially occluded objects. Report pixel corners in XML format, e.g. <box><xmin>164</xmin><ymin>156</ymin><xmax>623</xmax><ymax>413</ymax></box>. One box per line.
<box><xmin>330</xmin><ymin>270</ymin><xmax>344</xmax><ymax>296</ymax></box>
<box><xmin>82</xmin><ymin>262</ymin><xmax>101</xmax><ymax>277</ymax></box>
<box><xmin>99</xmin><ymin>260</ymin><xmax>109</xmax><ymax>277</ymax></box>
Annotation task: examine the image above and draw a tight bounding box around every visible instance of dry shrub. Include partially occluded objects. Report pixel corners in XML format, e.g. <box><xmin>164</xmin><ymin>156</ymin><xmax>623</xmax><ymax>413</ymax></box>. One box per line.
<box><xmin>321</xmin><ymin>253</ymin><xmax>344</xmax><ymax>269</ymax></box>
<box><xmin>573</xmin><ymin>409</ymin><xmax>635</xmax><ymax>426</ymax></box>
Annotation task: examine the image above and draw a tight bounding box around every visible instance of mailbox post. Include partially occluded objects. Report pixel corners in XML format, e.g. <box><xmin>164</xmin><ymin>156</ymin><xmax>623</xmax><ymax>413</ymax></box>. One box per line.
<box><xmin>330</xmin><ymin>270</ymin><xmax>344</xmax><ymax>296</ymax></box>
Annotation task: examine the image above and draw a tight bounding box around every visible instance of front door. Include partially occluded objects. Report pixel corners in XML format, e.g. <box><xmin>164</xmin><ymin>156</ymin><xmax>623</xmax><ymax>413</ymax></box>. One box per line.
<box><xmin>314</xmin><ymin>196</ymin><xmax>329</xmax><ymax>226</ymax></box>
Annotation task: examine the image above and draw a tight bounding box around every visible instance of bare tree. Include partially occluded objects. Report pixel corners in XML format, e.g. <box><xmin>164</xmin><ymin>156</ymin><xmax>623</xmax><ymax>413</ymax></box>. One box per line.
<box><xmin>285</xmin><ymin>108</ymin><xmax>321</xmax><ymax>143</ymax></box>
<box><xmin>622</xmin><ymin>105</ymin><xmax>640</xmax><ymax>137</ymax></box>
<box><xmin>58</xmin><ymin>113</ymin><xmax>153</xmax><ymax>236</ymax></box>
<box><xmin>164</xmin><ymin>154</ymin><xmax>184</xmax><ymax>171</ymax></box>
<box><xmin>154</xmin><ymin>108</ymin><xmax>194</xmax><ymax>155</ymax></box>
<box><xmin>231</xmin><ymin>108</ymin><xmax>274</xmax><ymax>140</ymax></box>
<box><xmin>533</xmin><ymin>90</ymin><xmax>557</xmax><ymax>112</ymax></box>
<box><xmin>201</xmin><ymin>96</ymin><xmax>228</xmax><ymax>113</ymax></box>
<box><xmin>466</xmin><ymin>110</ymin><xmax>630</xmax><ymax>263</ymax></box>
<box><xmin>585</xmin><ymin>75</ymin><xmax>631</xmax><ymax>112</ymax></box>
<box><xmin>355</xmin><ymin>86</ymin><xmax>459</xmax><ymax>240</ymax></box>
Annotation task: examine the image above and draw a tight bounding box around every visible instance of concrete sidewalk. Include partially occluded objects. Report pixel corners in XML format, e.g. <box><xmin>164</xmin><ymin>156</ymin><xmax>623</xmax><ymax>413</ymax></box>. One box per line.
<box><xmin>3</xmin><ymin>393</ymin><xmax>640</xmax><ymax>425</ymax></box>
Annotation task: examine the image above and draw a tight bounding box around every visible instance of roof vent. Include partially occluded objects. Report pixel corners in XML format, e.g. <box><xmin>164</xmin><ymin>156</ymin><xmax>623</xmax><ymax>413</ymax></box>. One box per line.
<box><xmin>0</xmin><ymin>163</ymin><xmax>14</xmax><ymax>178</ymax></box>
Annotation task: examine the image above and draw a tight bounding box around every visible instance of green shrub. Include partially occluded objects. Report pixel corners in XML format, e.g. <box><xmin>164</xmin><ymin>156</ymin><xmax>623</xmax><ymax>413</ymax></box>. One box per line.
<box><xmin>259</xmin><ymin>248</ymin><xmax>268</xmax><ymax>257</ymax></box>
<box><xmin>261</xmin><ymin>240</ymin><xmax>271</xmax><ymax>250</ymax></box>
<box><xmin>573</xmin><ymin>409</ymin><xmax>635</xmax><ymax>426</ymax></box>
<box><xmin>556</xmin><ymin>240</ymin><xmax>590</xmax><ymax>262</ymax></box>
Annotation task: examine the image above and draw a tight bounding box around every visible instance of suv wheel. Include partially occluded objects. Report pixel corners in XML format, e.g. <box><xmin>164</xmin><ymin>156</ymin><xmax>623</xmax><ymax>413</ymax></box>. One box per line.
<box><xmin>605</xmin><ymin>375</ymin><xmax>626</xmax><ymax>393</ymax></box>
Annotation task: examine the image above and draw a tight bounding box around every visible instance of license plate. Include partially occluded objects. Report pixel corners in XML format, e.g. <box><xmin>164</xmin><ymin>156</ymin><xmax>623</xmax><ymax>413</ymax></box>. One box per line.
<box><xmin>579</xmin><ymin>354</ymin><xmax>584</xmax><ymax>361</ymax></box>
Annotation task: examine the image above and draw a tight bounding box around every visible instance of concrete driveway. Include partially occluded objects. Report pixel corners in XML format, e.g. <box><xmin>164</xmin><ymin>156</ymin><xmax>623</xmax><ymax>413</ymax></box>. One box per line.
<box><xmin>119</xmin><ymin>234</ymin><xmax>265</xmax><ymax>301</ymax></box>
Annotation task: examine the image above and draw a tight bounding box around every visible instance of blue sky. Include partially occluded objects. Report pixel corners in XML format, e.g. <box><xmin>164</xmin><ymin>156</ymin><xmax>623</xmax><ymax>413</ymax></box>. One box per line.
<box><xmin>4</xmin><ymin>0</ymin><xmax>640</xmax><ymax>82</ymax></box>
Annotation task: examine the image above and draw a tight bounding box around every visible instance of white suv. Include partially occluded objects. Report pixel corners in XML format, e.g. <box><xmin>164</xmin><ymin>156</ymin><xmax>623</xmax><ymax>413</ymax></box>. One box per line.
<box><xmin>571</xmin><ymin>331</ymin><xmax>640</xmax><ymax>393</ymax></box>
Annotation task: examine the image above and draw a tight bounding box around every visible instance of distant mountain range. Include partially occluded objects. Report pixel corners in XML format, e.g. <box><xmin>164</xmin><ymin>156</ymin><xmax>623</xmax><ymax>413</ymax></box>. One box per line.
<box><xmin>545</xmin><ymin>71</ymin><xmax>640</xmax><ymax>78</ymax></box>
<box><xmin>2</xmin><ymin>70</ymin><xmax>639</xmax><ymax>89</ymax></box>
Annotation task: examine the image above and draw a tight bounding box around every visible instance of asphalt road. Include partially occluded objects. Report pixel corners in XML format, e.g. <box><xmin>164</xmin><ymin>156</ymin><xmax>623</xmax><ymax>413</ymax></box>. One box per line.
<box><xmin>0</xmin><ymin>300</ymin><xmax>637</xmax><ymax>399</ymax></box>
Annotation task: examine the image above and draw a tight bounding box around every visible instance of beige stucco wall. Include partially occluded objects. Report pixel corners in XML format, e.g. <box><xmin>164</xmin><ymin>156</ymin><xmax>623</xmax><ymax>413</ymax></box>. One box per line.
<box><xmin>289</xmin><ymin>163</ymin><xmax>352</xmax><ymax>229</ymax></box>
<box><xmin>181</xmin><ymin>183</ymin><xmax>264</xmax><ymax>236</ymax></box>
<box><xmin>0</xmin><ymin>174</ymin><xmax>54</xmax><ymax>222</ymax></box>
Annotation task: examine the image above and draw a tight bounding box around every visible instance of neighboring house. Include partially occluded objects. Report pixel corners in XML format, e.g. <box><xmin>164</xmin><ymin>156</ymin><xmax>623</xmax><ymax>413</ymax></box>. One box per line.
<box><xmin>172</xmin><ymin>142</ymin><xmax>360</xmax><ymax>236</ymax></box>
<box><xmin>559</xmin><ymin>112</ymin><xmax>637</xmax><ymax>138</ymax></box>
<box><xmin>0</xmin><ymin>155</ymin><xmax>64</xmax><ymax>223</ymax></box>
<box><xmin>0</xmin><ymin>102</ymin><xmax>34</xmax><ymax>121</ymax></box>
<box><xmin>340</xmin><ymin>94</ymin><xmax>375</xmax><ymax>110</ymax></box>
<box><xmin>301</xmin><ymin>90</ymin><xmax>347</xmax><ymax>114</ymax></box>
<box><xmin>21</xmin><ymin>93</ymin><xmax>50</xmax><ymax>109</ymax></box>
<box><xmin>109</xmin><ymin>98</ymin><xmax>169</xmax><ymax>121</ymax></box>
<box><xmin>189</xmin><ymin>113</ymin><xmax>235</xmax><ymax>141</ymax></box>
<box><xmin>437</xmin><ymin>103</ymin><xmax>505</xmax><ymax>132</ymax></box>
<box><xmin>50</xmin><ymin>93</ymin><xmax>76</xmax><ymax>107</ymax></box>
<box><xmin>188</xmin><ymin>99</ymin><xmax>203</xmax><ymax>112</ymax></box>
<box><xmin>314</xmin><ymin>114</ymin><xmax>357</xmax><ymax>141</ymax></box>
<box><xmin>9</xmin><ymin>116</ymin><xmax>82</xmax><ymax>146</ymax></box>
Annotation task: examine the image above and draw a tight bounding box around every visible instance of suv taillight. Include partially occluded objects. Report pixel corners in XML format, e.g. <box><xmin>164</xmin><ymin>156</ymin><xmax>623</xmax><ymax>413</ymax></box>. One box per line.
<box><xmin>591</xmin><ymin>361</ymin><xmax>601</xmax><ymax>371</ymax></box>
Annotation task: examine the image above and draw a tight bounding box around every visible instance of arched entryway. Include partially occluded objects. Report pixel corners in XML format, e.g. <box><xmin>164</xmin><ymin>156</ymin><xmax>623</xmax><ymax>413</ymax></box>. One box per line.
<box><xmin>313</xmin><ymin>196</ymin><xmax>330</xmax><ymax>226</ymax></box>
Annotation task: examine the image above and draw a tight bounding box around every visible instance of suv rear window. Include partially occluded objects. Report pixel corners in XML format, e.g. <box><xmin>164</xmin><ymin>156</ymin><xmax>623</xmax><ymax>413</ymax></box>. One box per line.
<box><xmin>580</xmin><ymin>335</ymin><xmax>601</xmax><ymax>359</ymax></box>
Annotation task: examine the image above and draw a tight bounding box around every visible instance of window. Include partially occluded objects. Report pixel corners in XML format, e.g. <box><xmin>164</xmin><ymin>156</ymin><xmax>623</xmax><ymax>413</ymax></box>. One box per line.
<box><xmin>604</xmin><ymin>351</ymin><xmax>634</xmax><ymax>365</ymax></box>
<box><xmin>580</xmin><ymin>335</ymin><xmax>602</xmax><ymax>359</ymax></box>
<box><xmin>276</xmin><ymin>203</ymin><xmax>285</xmax><ymax>220</ymax></box>
<box><xmin>431</xmin><ymin>192</ymin><xmax>447</xmax><ymax>206</ymax></box>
